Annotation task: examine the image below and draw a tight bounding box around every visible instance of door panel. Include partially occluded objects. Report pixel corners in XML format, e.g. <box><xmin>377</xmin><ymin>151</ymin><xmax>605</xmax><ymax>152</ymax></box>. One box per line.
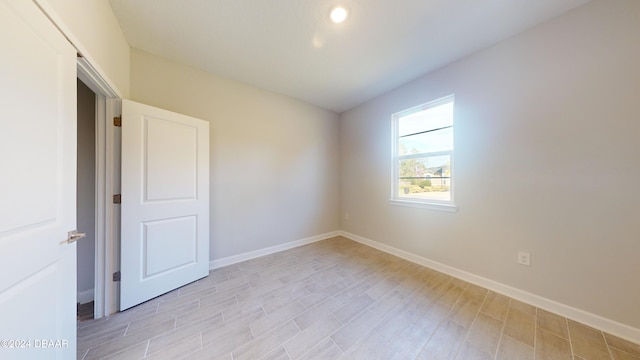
<box><xmin>0</xmin><ymin>0</ymin><xmax>77</xmax><ymax>358</ymax></box>
<box><xmin>120</xmin><ymin>99</ymin><xmax>209</xmax><ymax>310</ymax></box>
<box><xmin>143</xmin><ymin>216</ymin><xmax>197</xmax><ymax>277</ymax></box>
<box><xmin>145</xmin><ymin>117</ymin><xmax>198</xmax><ymax>201</ymax></box>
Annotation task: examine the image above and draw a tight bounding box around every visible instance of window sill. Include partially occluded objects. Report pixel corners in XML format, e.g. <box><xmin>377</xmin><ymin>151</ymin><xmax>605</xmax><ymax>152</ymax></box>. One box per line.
<box><xmin>389</xmin><ymin>199</ymin><xmax>458</xmax><ymax>213</ymax></box>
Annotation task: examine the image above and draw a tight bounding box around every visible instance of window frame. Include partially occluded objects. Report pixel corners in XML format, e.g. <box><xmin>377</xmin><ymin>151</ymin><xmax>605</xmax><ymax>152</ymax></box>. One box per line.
<box><xmin>390</xmin><ymin>95</ymin><xmax>458</xmax><ymax>212</ymax></box>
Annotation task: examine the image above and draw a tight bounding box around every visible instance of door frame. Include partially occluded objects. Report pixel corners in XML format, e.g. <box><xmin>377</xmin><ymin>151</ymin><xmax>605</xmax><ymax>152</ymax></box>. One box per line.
<box><xmin>78</xmin><ymin>58</ymin><xmax>121</xmax><ymax>318</ymax></box>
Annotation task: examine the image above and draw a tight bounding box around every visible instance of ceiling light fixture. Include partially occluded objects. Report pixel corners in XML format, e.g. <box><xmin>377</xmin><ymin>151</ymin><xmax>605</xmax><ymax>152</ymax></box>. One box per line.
<box><xmin>330</xmin><ymin>6</ymin><xmax>348</xmax><ymax>24</ymax></box>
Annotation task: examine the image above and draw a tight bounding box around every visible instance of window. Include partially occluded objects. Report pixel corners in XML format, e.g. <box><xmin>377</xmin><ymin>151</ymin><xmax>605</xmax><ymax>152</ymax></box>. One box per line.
<box><xmin>391</xmin><ymin>95</ymin><xmax>456</xmax><ymax>212</ymax></box>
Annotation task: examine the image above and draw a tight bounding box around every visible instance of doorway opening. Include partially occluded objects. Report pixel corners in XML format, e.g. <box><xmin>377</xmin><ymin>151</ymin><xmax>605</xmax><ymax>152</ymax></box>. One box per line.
<box><xmin>76</xmin><ymin>78</ymin><xmax>97</xmax><ymax>321</ymax></box>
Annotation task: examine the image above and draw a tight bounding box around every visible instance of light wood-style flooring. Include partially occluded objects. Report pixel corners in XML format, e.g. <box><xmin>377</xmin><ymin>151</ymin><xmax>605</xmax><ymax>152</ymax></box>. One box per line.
<box><xmin>77</xmin><ymin>236</ymin><xmax>640</xmax><ymax>360</ymax></box>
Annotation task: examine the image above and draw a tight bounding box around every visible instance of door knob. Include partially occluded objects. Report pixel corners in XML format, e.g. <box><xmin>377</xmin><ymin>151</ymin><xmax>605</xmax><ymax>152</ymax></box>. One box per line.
<box><xmin>60</xmin><ymin>230</ymin><xmax>87</xmax><ymax>245</ymax></box>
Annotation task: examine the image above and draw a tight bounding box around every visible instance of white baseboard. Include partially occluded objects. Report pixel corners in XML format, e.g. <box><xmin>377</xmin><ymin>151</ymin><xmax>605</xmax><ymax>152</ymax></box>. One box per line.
<box><xmin>339</xmin><ymin>230</ymin><xmax>640</xmax><ymax>345</ymax></box>
<box><xmin>209</xmin><ymin>231</ymin><xmax>341</xmax><ymax>270</ymax></box>
<box><xmin>77</xmin><ymin>289</ymin><xmax>94</xmax><ymax>304</ymax></box>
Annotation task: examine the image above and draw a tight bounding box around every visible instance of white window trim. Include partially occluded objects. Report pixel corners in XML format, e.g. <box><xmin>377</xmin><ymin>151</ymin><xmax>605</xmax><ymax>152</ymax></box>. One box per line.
<box><xmin>390</xmin><ymin>95</ymin><xmax>457</xmax><ymax>212</ymax></box>
<box><xmin>389</xmin><ymin>199</ymin><xmax>458</xmax><ymax>212</ymax></box>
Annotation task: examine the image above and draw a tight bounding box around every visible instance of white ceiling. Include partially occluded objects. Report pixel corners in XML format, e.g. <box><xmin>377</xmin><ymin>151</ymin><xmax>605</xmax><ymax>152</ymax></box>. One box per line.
<box><xmin>109</xmin><ymin>0</ymin><xmax>591</xmax><ymax>113</ymax></box>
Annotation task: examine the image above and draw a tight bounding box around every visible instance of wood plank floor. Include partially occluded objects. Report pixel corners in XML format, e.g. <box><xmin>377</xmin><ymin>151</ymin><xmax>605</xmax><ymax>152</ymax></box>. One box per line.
<box><xmin>78</xmin><ymin>301</ymin><xmax>95</xmax><ymax>322</ymax></box>
<box><xmin>77</xmin><ymin>236</ymin><xmax>640</xmax><ymax>360</ymax></box>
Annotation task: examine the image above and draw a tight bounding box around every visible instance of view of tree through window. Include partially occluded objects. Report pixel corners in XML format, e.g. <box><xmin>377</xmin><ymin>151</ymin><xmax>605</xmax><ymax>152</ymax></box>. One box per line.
<box><xmin>393</xmin><ymin>96</ymin><xmax>454</xmax><ymax>203</ymax></box>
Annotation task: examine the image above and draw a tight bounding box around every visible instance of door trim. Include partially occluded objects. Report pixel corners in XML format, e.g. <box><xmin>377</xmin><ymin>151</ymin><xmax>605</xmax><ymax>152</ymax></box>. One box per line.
<box><xmin>78</xmin><ymin>58</ymin><xmax>121</xmax><ymax>318</ymax></box>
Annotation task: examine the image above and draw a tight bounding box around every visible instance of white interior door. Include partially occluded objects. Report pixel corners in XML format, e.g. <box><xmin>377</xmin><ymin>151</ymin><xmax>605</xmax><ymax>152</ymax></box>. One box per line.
<box><xmin>0</xmin><ymin>0</ymin><xmax>77</xmax><ymax>358</ymax></box>
<box><xmin>120</xmin><ymin>99</ymin><xmax>209</xmax><ymax>310</ymax></box>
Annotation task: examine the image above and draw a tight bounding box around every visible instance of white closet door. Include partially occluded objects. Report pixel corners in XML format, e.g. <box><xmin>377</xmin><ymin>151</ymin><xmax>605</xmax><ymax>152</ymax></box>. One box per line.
<box><xmin>0</xmin><ymin>0</ymin><xmax>77</xmax><ymax>358</ymax></box>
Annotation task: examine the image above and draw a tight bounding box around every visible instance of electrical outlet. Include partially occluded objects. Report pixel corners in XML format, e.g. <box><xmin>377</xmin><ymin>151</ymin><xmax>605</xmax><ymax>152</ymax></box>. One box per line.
<box><xmin>517</xmin><ymin>252</ymin><xmax>531</xmax><ymax>266</ymax></box>
<box><xmin>344</xmin><ymin>213</ymin><xmax>350</xmax><ymax>220</ymax></box>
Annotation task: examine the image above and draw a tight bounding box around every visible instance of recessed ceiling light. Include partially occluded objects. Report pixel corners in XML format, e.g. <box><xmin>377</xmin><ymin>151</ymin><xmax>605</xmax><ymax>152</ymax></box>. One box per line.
<box><xmin>330</xmin><ymin>6</ymin><xmax>348</xmax><ymax>24</ymax></box>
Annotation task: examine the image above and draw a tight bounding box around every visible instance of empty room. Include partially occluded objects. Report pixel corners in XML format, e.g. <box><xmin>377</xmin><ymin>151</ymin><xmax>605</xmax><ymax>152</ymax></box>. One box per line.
<box><xmin>1</xmin><ymin>0</ymin><xmax>639</xmax><ymax>359</ymax></box>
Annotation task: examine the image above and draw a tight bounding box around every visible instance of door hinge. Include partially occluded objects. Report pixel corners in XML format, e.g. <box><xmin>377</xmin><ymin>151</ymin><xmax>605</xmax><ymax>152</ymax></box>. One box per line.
<box><xmin>112</xmin><ymin>271</ymin><xmax>121</xmax><ymax>282</ymax></box>
<box><xmin>113</xmin><ymin>116</ymin><xmax>122</xmax><ymax>127</ymax></box>
<box><xmin>113</xmin><ymin>194</ymin><xmax>121</xmax><ymax>204</ymax></box>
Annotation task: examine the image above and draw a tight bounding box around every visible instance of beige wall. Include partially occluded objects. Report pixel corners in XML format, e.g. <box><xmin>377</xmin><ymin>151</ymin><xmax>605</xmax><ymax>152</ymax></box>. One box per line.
<box><xmin>36</xmin><ymin>0</ymin><xmax>130</xmax><ymax>96</ymax></box>
<box><xmin>130</xmin><ymin>49</ymin><xmax>341</xmax><ymax>260</ymax></box>
<box><xmin>339</xmin><ymin>0</ymin><xmax>640</xmax><ymax>329</ymax></box>
<box><xmin>76</xmin><ymin>79</ymin><xmax>95</xmax><ymax>300</ymax></box>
